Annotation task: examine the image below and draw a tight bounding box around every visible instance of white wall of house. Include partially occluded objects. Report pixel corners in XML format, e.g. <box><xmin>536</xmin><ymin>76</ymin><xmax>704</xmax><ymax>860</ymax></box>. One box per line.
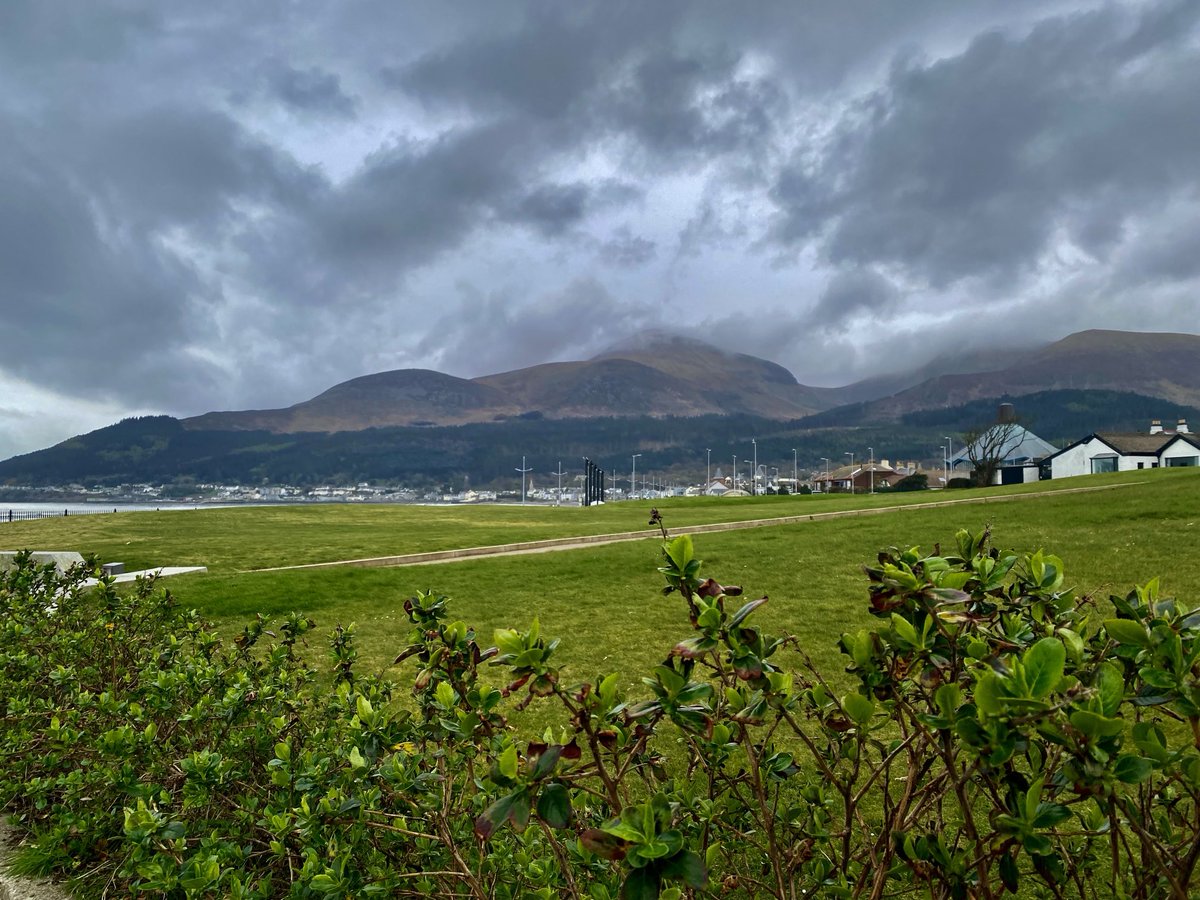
<box><xmin>1161</xmin><ymin>440</ymin><xmax>1200</xmax><ymax>467</ymax></box>
<box><xmin>1048</xmin><ymin>442</ymin><xmax>1093</xmax><ymax>479</ymax></box>
<box><xmin>1049</xmin><ymin>437</ymin><xmax>1160</xmax><ymax>478</ymax></box>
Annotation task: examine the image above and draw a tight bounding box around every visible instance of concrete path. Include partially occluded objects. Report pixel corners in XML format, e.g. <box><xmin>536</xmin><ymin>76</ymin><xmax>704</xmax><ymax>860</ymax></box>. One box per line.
<box><xmin>255</xmin><ymin>481</ymin><xmax>1139</xmax><ymax>573</ymax></box>
<box><xmin>0</xmin><ymin>824</ymin><xmax>69</xmax><ymax>900</ymax></box>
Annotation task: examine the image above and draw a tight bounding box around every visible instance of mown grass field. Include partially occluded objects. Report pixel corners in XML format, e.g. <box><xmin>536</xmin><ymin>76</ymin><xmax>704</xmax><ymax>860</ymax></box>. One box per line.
<box><xmin>0</xmin><ymin>475</ymin><xmax>1135</xmax><ymax>574</ymax></box>
<box><xmin>5</xmin><ymin>469</ymin><xmax>1199</xmax><ymax>706</ymax></box>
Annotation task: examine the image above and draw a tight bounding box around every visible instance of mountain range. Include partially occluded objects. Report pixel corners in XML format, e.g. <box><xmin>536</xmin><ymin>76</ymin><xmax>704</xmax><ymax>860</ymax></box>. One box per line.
<box><xmin>182</xmin><ymin>329</ymin><xmax>1200</xmax><ymax>434</ymax></box>
<box><xmin>2</xmin><ymin>328</ymin><xmax>1197</xmax><ymax>487</ymax></box>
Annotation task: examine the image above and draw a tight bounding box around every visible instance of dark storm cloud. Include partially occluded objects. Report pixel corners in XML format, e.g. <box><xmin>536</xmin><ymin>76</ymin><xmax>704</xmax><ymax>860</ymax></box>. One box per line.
<box><xmin>770</xmin><ymin>1</ymin><xmax>1200</xmax><ymax>291</ymax></box>
<box><xmin>417</xmin><ymin>278</ymin><xmax>661</xmax><ymax>378</ymax></box>
<box><xmin>259</xmin><ymin>63</ymin><xmax>358</xmax><ymax>118</ymax></box>
<box><xmin>598</xmin><ymin>229</ymin><xmax>657</xmax><ymax>267</ymax></box>
<box><xmin>810</xmin><ymin>269</ymin><xmax>902</xmax><ymax>328</ymax></box>
<box><xmin>2</xmin><ymin>0</ymin><xmax>1200</xmax><ymax>460</ymax></box>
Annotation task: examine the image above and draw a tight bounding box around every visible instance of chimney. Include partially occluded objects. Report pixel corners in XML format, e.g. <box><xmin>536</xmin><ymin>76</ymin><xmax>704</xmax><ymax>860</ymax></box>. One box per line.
<box><xmin>997</xmin><ymin>402</ymin><xmax>1016</xmax><ymax>424</ymax></box>
<box><xmin>1179</xmin><ymin>418</ymin><xmax>1190</xmax><ymax>434</ymax></box>
<box><xmin>1150</xmin><ymin>419</ymin><xmax>1163</xmax><ymax>435</ymax></box>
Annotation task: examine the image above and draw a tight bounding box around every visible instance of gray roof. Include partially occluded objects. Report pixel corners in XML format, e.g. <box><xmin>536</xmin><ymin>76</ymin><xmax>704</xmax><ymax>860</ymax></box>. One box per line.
<box><xmin>953</xmin><ymin>425</ymin><xmax>1056</xmax><ymax>467</ymax></box>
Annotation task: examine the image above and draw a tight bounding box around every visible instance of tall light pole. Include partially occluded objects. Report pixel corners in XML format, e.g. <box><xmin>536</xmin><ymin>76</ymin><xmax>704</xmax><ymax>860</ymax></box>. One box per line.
<box><xmin>552</xmin><ymin>461</ymin><xmax>567</xmax><ymax>506</ymax></box>
<box><xmin>868</xmin><ymin>446</ymin><xmax>874</xmax><ymax>494</ymax></box>
<box><xmin>706</xmin><ymin>448</ymin><xmax>711</xmax><ymax>491</ymax></box>
<box><xmin>944</xmin><ymin>436</ymin><xmax>953</xmax><ymax>479</ymax></box>
<box><xmin>846</xmin><ymin>451</ymin><xmax>855</xmax><ymax>495</ymax></box>
<box><xmin>631</xmin><ymin>453</ymin><xmax>641</xmax><ymax>500</ymax></box>
<box><xmin>751</xmin><ymin>438</ymin><xmax>758</xmax><ymax>496</ymax></box>
<box><xmin>821</xmin><ymin>457</ymin><xmax>830</xmax><ymax>492</ymax></box>
<box><xmin>941</xmin><ymin>445</ymin><xmax>947</xmax><ymax>487</ymax></box>
<box><xmin>515</xmin><ymin>456</ymin><xmax>532</xmax><ymax>505</ymax></box>
<box><xmin>733</xmin><ymin>456</ymin><xmax>738</xmax><ymax>492</ymax></box>
<box><xmin>792</xmin><ymin>448</ymin><xmax>798</xmax><ymax>496</ymax></box>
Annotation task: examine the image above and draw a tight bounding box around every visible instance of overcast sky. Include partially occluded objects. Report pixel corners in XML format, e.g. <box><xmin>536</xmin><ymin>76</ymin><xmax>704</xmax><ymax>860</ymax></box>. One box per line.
<box><xmin>3</xmin><ymin>0</ymin><xmax>1199</xmax><ymax>459</ymax></box>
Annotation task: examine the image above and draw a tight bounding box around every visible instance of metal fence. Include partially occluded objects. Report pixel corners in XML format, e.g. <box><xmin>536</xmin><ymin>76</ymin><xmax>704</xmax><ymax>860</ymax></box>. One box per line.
<box><xmin>3</xmin><ymin>507</ymin><xmax>120</xmax><ymax>523</ymax></box>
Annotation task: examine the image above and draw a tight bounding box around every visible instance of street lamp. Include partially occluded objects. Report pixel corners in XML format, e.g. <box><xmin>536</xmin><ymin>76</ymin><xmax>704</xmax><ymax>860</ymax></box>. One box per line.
<box><xmin>792</xmin><ymin>448</ymin><xmax>798</xmax><ymax>496</ymax></box>
<box><xmin>868</xmin><ymin>446</ymin><xmax>874</xmax><ymax>494</ymax></box>
<box><xmin>732</xmin><ymin>456</ymin><xmax>738</xmax><ymax>492</ymax></box>
<box><xmin>821</xmin><ymin>457</ymin><xmax>830</xmax><ymax>492</ymax></box>
<box><xmin>940</xmin><ymin>445</ymin><xmax>947</xmax><ymax>487</ymax></box>
<box><xmin>552</xmin><ymin>461</ymin><xmax>567</xmax><ymax>506</ymax></box>
<box><xmin>846</xmin><ymin>451</ymin><xmax>855</xmax><ymax>495</ymax></box>
<box><xmin>944</xmin><ymin>436</ymin><xmax>953</xmax><ymax>480</ymax></box>
<box><xmin>751</xmin><ymin>438</ymin><xmax>757</xmax><ymax>496</ymax></box>
<box><xmin>631</xmin><ymin>453</ymin><xmax>641</xmax><ymax>500</ymax></box>
<box><xmin>515</xmin><ymin>456</ymin><xmax>532</xmax><ymax>505</ymax></box>
<box><xmin>706</xmin><ymin>448</ymin><xmax>711</xmax><ymax>492</ymax></box>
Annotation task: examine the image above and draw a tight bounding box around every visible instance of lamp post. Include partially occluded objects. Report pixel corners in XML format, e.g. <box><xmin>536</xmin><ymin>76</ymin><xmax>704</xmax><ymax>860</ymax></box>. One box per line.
<box><xmin>792</xmin><ymin>448</ymin><xmax>798</xmax><ymax>496</ymax></box>
<box><xmin>868</xmin><ymin>446</ymin><xmax>874</xmax><ymax>494</ymax></box>
<box><xmin>552</xmin><ymin>461</ymin><xmax>567</xmax><ymax>506</ymax></box>
<box><xmin>515</xmin><ymin>456</ymin><xmax>532</xmax><ymax>505</ymax></box>
<box><xmin>940</xmin><ymin>445</ymin><xmax>947</xmax><ymax>487</ymax></box>
<box><xmin>846</xmin><ymin>451</ymin><xmax>855</xmax><ymax>495</ymax></box>
<box><xmin>772</xmin><ymin>467</ymin><xmax>779</xmax><ymax>491</ymax></box>
<box><xmin>706</xmin><ymin>448</ymin><xmax>711</xmax><ymax>492</ymax></box>
<box><xmin>631</xmin><ymin>453</ymin><xmax>641</xmax><ymax>500</ymax></box>
<box><xmin>945</xmin><ymin>436</ymin><xmax>953</xmax><ymax>481</ymax></box>
<box><xmin>751</xmin><ymin>438</ymin><xmax>757</xmax><ymax>496</ymax></box>
<box><xmin>821</xmin><ymin>457</ymin><xmax>830</xmax><ymax>492</ymax></box>
<box><xmin>732</xmin><ymin>456</ymin><xmax>738</xmax><ymax>492</ymax></box>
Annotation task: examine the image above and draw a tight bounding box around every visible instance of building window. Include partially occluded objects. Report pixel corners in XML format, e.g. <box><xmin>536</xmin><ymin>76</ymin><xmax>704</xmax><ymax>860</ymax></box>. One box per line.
<box><xmin>1166</xmin><ymin>456</ymin><xmax>1199</xmax><ymax>467</ymax></box>
<box><xmin>1091</xmin><ymin>456</ymin><xmax>1118</xmax><ymax>474</ymax></box>
<box><xmin>1137</xmin><ymin>462</ymin><xmax>1144</xmax><ymax>469</ymax></box>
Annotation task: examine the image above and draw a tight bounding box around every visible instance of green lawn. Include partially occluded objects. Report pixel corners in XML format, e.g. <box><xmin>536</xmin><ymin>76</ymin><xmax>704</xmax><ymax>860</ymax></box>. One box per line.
<box><xmin>0</xmin><ymin>471</ymin><xmax>1162</xmax><ymax>574</ymax></box>
<box><xmin>5</xmin><ymin>468</ymin><xmax>1181</xmax><ymax>710</ymax></box>
<box><xmin>5</xmin><ymin>470</ymin><xmax>1198</xmax><ymax>697</ymax></box>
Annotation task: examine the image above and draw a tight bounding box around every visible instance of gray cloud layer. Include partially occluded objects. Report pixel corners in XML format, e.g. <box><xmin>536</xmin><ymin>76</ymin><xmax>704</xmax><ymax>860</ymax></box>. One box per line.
<box><xmin>1</xmin><ymin>0</ymin><xmax>1198</xmax><ymax>458</ymax></box>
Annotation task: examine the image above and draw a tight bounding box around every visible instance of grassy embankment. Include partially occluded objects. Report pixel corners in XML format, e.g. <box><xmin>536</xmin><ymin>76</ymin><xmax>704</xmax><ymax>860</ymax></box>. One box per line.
<box><xmin>4</xmin><ymin>469</ymin><xmax>1198</xmax><ymax>703</ymax></box>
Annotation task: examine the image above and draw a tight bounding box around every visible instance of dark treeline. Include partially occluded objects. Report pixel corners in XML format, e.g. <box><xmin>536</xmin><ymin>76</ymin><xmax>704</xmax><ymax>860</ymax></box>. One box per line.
<box><xmin>1</xmin><ymin>389</ymin><xmax>1193</xmax><ymax>489</ymax></box>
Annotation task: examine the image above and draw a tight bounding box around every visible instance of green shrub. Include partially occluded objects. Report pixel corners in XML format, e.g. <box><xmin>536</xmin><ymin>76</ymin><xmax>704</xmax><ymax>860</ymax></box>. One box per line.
<box><xmin>3</xmin><ymin>524</ymin><xmax>1200</xmax><ymax>899</ymax></box>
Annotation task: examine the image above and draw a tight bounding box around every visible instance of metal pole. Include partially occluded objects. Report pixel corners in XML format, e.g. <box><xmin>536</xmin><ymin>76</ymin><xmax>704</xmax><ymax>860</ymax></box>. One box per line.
<box><xmin>706</xmin><ymin>448</ymin><xmax>711</xmax><ymax>493</ymax></box>
<box><xmin>821</xmin><ymin>457</ymin><xmax>829</xmax><ymax>492</ymax></box>
<box><xmin>941</xmin><ymin>445</ymin><xmax>947</xmax><ymax>487</ymax></box>
<box><xmin>553</xmin><ymin>461</ymin><xmax>567</xmax><ymax>506</ymax></box>
<box><xmin>733</xmin><ymin>456</ymin><xmax>738</xmax><ymax>492</ymax></box>
<box><xmin>944</xmin><ymin>436</ymin><xmax>953</xmax><ymax>480</ymax></box>
<box><xmin>631</xmin><ymin>453</ymin><xmax>641</xmax><ymax>500</ymax></box>
<box><xmin>751</xmin><ymin>438</ymin><xmax>757</xmax><ymax>496</ymax></box>
<box><xmin>515</xmin><ymin>456</ymin><xmax>532</xmax><ymax>504</ymax></box>
<box><xmin>846</xmin><ymin>451</ymin><xmax>854</xmax><ymax>495</ymax></box>
<box><xmin>792</xmin><ymin>448</ymin><xmax>797</xmax><ymax>495</ymax></box>
<box><xmin>869</xmin><ymin>446</ymin><xmax>874</xmax><ymax>494</ymax></box>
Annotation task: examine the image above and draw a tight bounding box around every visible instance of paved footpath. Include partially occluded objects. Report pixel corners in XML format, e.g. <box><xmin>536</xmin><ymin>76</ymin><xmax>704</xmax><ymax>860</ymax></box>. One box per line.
<box><xmin>256</xmin><ymin>481</ymin><xmax>1139</xmax><ymax>573</ymax></box>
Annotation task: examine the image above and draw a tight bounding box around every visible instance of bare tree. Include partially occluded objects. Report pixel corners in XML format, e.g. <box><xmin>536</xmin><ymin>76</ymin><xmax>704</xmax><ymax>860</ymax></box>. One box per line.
<box><xmin>961</xmin><ymin>417</ymin><xmax>1025</xmax><ymax>487</ymax></box>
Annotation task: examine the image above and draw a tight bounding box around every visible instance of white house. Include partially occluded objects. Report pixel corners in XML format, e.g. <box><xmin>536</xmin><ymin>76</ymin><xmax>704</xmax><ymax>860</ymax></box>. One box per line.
<box><xmin>1044</xmin><ymin>419</ymin><xmax>1199</xmax><ymax>478</ymax></box>
<box><xmin>952</xmin><ymin>425</ymin><xmax>1057</xmax><ymax>485</ymax></box>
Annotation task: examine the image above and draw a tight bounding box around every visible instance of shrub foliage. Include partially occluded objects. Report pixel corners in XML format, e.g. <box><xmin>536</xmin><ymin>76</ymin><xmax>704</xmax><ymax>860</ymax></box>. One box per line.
<box><xmin>3</xmin><ymin>522</ymin><xmax>1200</xmax><ymax>898</ymax></box>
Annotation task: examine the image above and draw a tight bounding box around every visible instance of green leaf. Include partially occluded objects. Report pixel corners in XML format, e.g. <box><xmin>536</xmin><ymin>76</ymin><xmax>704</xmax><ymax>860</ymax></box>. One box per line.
<box><xmin>580</xmin><ymin>828</ymin><xmax>630</xmax><ymax>860</ymax></box>
<box><xmin>622</xmin><ymin>866</ymin><xmax>662</xmax><ymax>900</ymax></box>
<box><xmin>537</xmin><ymin>782</ymin><xmax>572</xmax><ymax>829</ymax></box>
<box><xmin>661</xmin><ymin>849</ymin><xmax>707</xmax><ymax>888</ymax></box>
<box><xmin>890</xmin><ymin>613</ymin><xmax>920</xmax><ymax>649</ymax></box>
<box><xmin>498</xmin><ymin>743</ymin><xmax>519</xmax><ymax>781</ymax></box>
<box><xmin>1032</xmin><ymin>802</ymin><xmax>1071</xmax><ymax>829</ymax></box>
<box><xmin>1104</xmin><ymin>618</ymin><xmax>1151</xmax><ymax>648</ymax></box>
<box><xmin>665</xmin><ymin>535</ymin><xmax>694</xmax><ymax>573</ymax></box>
<box><xmin>842</xmin><ymin>692</ymin><xmax>875</xmax><ymax>726</ymax></box>
<box><xmin>1069</xmin><ymin>709</ymin><xmax>1125</xmax><ymax>738</ymax></box>
<box><xmin>1024</xmin><ymin>638</ymin><xmax>1065</xmax><ymax>699</ymax></box>
<box><xmin>935</xmin><ymin>683</ymin><xmax>962</xmax><ymax>719</ymax></box>
<box><xmin>729</xmin><ymin>597</ymin><xmax>768</xmax><ymax>628</ymax></box>
<box><xmin>1113</xmin><ymin>755</ymin><xmax>1154</xmax><ymax>784</ymax></box>
<box><xmin>975</xmin><ymin>672</ymin><xmax>1004</xmax><ymax>716</ymax></box>
<box><xmin>1094</xmin><ymin>663</ymin><xmax>1124</xmax><ymax>717</ymax></box>
<box><xmin>999</xmin><ymin>851</ymin><xmax>1019</xmax><ymax>893</ymax></box>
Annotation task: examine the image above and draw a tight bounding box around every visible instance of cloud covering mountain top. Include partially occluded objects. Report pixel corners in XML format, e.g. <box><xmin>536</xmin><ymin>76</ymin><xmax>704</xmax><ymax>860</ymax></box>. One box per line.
<box><xmin>2</xmin><ymin>1</ymin><xmax>1199</xmax><ymax>459</ymax></box>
